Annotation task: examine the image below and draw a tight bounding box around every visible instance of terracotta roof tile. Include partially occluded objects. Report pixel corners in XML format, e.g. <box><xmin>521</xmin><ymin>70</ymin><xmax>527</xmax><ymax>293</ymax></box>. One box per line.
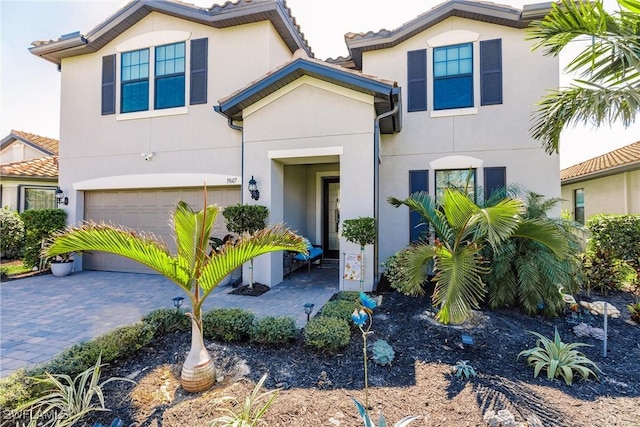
<box><xmin>561</xmin><ymin>141</ymin><xmax>640</xmax><ymax>182</ymax></box>
<box><xmin>9</xmin><ymin>130</ymin><xmax>59</xmax><ymax>155</ymax></box>
<box><xmin>1</xmin><ymin>156</ymin><xmax>59</xmax><ymax>179</ymax></box>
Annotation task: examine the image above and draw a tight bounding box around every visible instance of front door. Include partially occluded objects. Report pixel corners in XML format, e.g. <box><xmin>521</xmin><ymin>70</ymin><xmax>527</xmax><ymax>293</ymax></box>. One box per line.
<box><xmin>322</xmin><ymin>177</ymin><xmax>340</xmax><ymax>259</ymax></box>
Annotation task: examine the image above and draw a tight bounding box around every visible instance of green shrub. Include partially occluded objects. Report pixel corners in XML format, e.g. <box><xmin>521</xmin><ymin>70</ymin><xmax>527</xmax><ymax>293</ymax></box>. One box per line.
<box><xmin>334</xmin><ymin>291</ymin><xmax>360</xmax><ymax>303</ymax></box>
<box><xmin>584</xmin><ymin>215</ymin><xmax>640</xmax><ymax>293</ymax></box>
<box><xmin>382</xmin><ymin>247</ymin><xmax>426</xmax><ymax>296</ymax></box>
<box><xmin>303</xmin><ymin>316</ymin><xmax>351</xmax><ymax>353</ymax></box>
<box><xmin>203</xmin><ymin>308</ymin><xmax>255</xmax><ymax>342</ymax></box>
<box><xmin>0</xmin><ymin>369</ymin><xmax>39</xmax><ymax>411</ymax></box>
<box><xmin>142</xmin><ymin>308</ymin><xmax>190</xmax><ymax>337</ymax></box>
<box><xmin>44</xmin><ymin>323</ymin><xmax>152</xmax><ymax>376</ymax></box>
<box><xmin>20</xmin><ymin>209</ymin><xmax>66</xmax><ymax>268</ymax></box>
<box><xmin>250</xmin><ymin>316</ymin><xmax>297</xmax><ymax>345</ymax></box>
<box><xmin>319</xmin><ymin>299</ymin><xmax>358</xmax><ymax>325</ymax></box>
<box><xmin>0</xmin><ymin>207</ymin><xmax>25</xmax><ymax>259</ymax></box>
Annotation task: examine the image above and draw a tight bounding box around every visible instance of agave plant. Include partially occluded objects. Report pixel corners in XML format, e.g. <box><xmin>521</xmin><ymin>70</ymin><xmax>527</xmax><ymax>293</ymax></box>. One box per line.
<box><xmin>352</xmin><ymin>398</ymin><xmax>420</xmax><ymax>427</ymax></box>
<box><xmin>517</xmin><ymin>328</ymin><xmax>600</xmax><ymax>385</ymax></box>
<box><xmin>44</xmin><ymin>194</ymin><xmax>306</xmax><ymax>392</ymax></box>
<box><xmin>389</xmin><ymin>189</ymin><xmax>567</xmax><ymax>324</ymax></box>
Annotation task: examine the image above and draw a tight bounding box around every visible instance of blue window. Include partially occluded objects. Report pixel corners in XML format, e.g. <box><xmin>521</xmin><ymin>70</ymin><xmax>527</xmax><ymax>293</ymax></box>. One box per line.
<box><xmin>121</xmin><ymin>49</ymin><xmax>149</xmax><ymax>113</ymax></box>
<box><xmin>433</xmin><ymin>43</ymin><xmax>473</xmax><ymax>110</ymax></box>
<box><xmin>155</xmin><ymin>42</ymin><xmax>185</xmax><ymax>109</ymax></box>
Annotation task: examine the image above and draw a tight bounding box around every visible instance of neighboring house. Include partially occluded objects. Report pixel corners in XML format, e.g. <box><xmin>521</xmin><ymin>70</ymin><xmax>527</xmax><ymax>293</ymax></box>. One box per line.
<box><xmin>561</xmin><ymin>141</ymin><xmax>640</xmax><ymax>223</ymax></box>
<box><xmin>0</xmin><ymin>130</ymin><xmax>59</xmax><ymax>211</ymax></box>
<box><xmin>29</xmin><ymin>0</ymin><xmax>559</xmax><ymax>289</ymax></box>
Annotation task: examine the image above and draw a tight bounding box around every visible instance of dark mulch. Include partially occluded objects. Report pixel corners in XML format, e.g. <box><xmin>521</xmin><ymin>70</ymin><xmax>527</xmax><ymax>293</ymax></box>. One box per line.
<box><xmin>228</xmin><ymin>283</ymin><xmax>270</xmax><ymax>296</ymax></box>
<box><xmin>89</xmin><ymin>289</ymin><xmax>639</xmax><ymax>426</ymax></box>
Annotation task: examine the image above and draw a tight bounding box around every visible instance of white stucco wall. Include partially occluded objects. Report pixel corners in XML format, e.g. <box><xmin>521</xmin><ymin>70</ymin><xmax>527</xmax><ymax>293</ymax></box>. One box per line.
<box><xmin>561</xmin><ymin>170</ymin><xmax>640</xmax><ymax>221</ymax></box>
<box><xmin>57</xmin><ymin>12</ymin><xmax>293</xmax><ymax>227</ymax></box>
<box><xmin>0</xmin><ymin>143</ymin><xmax>49</xmax><ymax>164</ymax></box>
<box><xmin>241</xmin><ymin>77</ymin><xmax>376</xmax><ymax>289</ymax></box>
<box><xmin>361</xmin><ymin>17</ymin><xmax>561</xmax><ymax>264</ymax></box>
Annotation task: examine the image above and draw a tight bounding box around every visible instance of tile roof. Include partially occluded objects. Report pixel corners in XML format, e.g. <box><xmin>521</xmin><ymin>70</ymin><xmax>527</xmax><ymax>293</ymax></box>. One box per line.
<box><xmin>561</xmin><ymin>141</ymin><xmax>640</xmax><ymax>183</ymax></box>
<box><xmin>30</xmin><ymin>0</ymin><xmax>312</xmax><ymax>66</ymax></box>
<box><xmin>0</xmin><ymin>156</ymin><xmax>59</xmax><ymax>179</ymax></box>
<box><xmin>2</xmin><ymin>130</ymin><xmax>59</xmax><ymax>155</ymax></box>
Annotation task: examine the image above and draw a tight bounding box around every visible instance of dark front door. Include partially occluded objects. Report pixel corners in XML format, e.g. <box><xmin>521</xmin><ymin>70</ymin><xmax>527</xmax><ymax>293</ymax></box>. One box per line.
<box><xmin>322</xmin><ymin>177</ymin><xmax>340</xmax><ymax>259</ymax></box>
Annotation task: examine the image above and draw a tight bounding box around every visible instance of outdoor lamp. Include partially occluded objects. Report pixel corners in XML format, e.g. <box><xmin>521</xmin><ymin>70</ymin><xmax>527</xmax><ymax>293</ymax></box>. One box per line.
<box><xmin>304</xmin><ymin>303</ymin><xmax>315</xmax><ymax>322</ymax></box>
<box><xmin>55</xmin><ymin>187</ymin><xmax>68</xmax><ymax>206</ymax></box>
<box><xmin>248</xmin><ymin>176</ymin><xmax>260</xmax><ymax>200</ymax></box>
<box><xmin>173</xmin><ymin>296</ymin><xmax>185</xmax><ymax>312</ymax></box>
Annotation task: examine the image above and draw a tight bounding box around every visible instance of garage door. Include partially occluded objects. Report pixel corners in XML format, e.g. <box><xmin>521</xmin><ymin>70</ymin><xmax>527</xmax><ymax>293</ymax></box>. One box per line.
<box><xmin>84</xmin><ymin>187</ymin><xmax>241</xmax><ymax>273</ymax></box>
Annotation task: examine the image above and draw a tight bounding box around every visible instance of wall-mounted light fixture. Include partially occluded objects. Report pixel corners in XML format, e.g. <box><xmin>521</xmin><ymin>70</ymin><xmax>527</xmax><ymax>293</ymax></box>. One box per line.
<box><xmin>248</xmin><ymin>176</ymin><xmax>260</xmax><ymax>200</ymax></box>
<box><xmin>55</xmin><ymin>187</ymin><xmax>68</xmax><ymax>206</ymax></box>
<box><xmin>141</xmin><ymin>152</ymin><xmax>154</xmax><ymax>161</ymax></box>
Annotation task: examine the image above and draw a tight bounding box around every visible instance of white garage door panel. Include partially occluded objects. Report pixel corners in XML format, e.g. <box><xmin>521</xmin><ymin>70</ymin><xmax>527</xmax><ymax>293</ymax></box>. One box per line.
<box><xmin>84</xmin><ymin>187</ymin><xmax>241</xmax><ymax>273</ymax></box>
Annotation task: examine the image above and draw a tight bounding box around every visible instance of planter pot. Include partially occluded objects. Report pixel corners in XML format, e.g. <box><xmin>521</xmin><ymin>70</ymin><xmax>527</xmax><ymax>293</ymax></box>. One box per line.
<box><xmin>51</xmin><ymin>262</ymin><xmax>73</xmax><ymax>277</ymax></box>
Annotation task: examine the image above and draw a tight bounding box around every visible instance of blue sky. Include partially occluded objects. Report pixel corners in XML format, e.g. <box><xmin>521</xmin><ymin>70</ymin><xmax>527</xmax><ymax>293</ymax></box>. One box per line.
<box><xmin>1</xmin><ymin>0</ymin><xmax>638</xmax><ymax>168</ymax></box>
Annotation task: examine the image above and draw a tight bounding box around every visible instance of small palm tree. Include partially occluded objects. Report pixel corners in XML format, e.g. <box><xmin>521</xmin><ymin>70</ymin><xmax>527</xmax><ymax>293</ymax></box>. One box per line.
<box><xmin>389</xmin><ymin>189</ymin><xmax>568</xmax><ymax>324</ymax></box>
<box><xmin>44</xmin><ymin>196</ymin><xmax>306</xmax><ymax>392</ymax></box>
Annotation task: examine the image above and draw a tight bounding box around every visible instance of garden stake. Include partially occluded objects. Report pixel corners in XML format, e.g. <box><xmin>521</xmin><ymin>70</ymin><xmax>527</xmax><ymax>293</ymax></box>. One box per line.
<box><xmin>352</xmin><ymin>292</ymin><xmax>378</xmax><ymax>410</ymax></box>
<box><xmin>603</xmin><ymin>302</ymin><xmax>608</xmax><ymax>358</ymax></box>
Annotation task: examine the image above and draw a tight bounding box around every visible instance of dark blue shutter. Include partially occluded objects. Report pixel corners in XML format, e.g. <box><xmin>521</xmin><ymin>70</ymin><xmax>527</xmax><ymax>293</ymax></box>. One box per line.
<box><xmin>190</xmin><ymin>38</ymin><xmax>208</xmax><ymax>105</ymax></box>
<box><xmin>480</xmin><ymin>39</ymin><xmax>502</xmax><ymax>106</ymax></box>
<box><xmin>409</xmin><ymin>170</ymin><xmax>429</xmax><ymax>242</ymax></box>
<box><xmin>484</xmin><ymin>167</ymin><xmax>506</xmax><ymax>201</ymax></box>
<box><xmin>101</xmin><ymin>55</ymin><xmax>116</xmax><ymax>115</ymax></box>
<box><xmin>407</xmin><ymin>49</ymin><xmax>427</xmax><ymax>112</ymax></box>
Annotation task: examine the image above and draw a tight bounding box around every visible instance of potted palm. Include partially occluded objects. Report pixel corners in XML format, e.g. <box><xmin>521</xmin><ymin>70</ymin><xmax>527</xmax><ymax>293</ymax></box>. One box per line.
<box><xmin>50</xmin><ymin>252</ymin><xmax>74</xmax><ymax>277</ymax></box>
<box><xmin>44</xmin><ymin>193</ymin><xmax>306</xmax><ymax>392</ymax></box>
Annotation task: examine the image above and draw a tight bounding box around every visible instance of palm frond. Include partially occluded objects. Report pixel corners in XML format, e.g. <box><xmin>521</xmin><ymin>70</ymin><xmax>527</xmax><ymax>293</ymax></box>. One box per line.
<box><xmin>468</xmin><ymin>198</ymin><xmax>523</xmax><ymax>250</ymax></box>
<box><xmin>512</xmin><ymin>219</ymin><xmax>569</xmax><ymax>258</ymax></box>
<box><xmin>44</xmin><ymin>223</ymin><xmax>191</xmax><ymax>291</ymax></box>
<box><xmin>388</xmin><ymin>192</ymin><xmax>453</xmax><ymax>244</ymax></box>
<box><xmin>172</xmin><ymin>201</ymin><xmax>219</xmax><ymax>277</ymax></box>
<box><xmin>530</xmin><ymin>83</ymin><xmax>640</xmax><ymax>153</ymax></box>
<box><xmin>433</xmin><ymin>245</ymin><xmax>488</xmax><ymax>324</ymax></box>
<box><xmin>402</xmin><ymin>243</ymin><xmax>437</xmax><ymax>293</ymax></box>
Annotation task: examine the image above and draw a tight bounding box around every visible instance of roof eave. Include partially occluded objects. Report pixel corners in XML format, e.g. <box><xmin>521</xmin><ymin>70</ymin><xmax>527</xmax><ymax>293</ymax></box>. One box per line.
<box><xmin>561</xmin><ymin>162</ymin><xmax>640</xmax><ymax>185</ymax></box>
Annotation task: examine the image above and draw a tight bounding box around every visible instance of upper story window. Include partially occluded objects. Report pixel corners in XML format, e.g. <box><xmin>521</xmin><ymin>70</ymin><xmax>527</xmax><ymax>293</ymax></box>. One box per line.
<box><xmin>102</xmin><ymin>37</ymin><xmax>208</xmax><ymax>117</ymax></box>
<box><xmin>155</xmin><ymin>43</ymin><xmax>185</xmax><ymax>110</ymax></box>
<box><xmin>121</xmin><ymin>48</ymin><xmax>150</xmax><ymax>113</ymax></box>
<box><xmin>406</xmin><ymin>38</ymin><xmax>502</xmax><ymax>113</ymax></box>
<box><xmin>433</xmin><ymin>43</ymin><xmax>473</xmax><ymax>110</ymax></box>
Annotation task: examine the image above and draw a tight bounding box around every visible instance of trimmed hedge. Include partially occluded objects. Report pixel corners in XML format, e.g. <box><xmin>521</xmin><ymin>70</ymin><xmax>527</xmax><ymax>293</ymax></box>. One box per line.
<box><xmin>203</xmin><ymin>308</ymin><xmax>255</xmax><ymax>342</ymax></box>
<box><xmin>142</xmin><ymin>308</ymin><xmax>190</xmax><ymax>337</ymax></box>
<box><xmin>584</xmin><ymin>214</ymin><xmax>640</xmax><ymax>293</ymax></box>
<box><xmin>319</xmin><ymin>299</ymin><xmax>359</xmax><ymax>326</ymax></box>
<box><xmin>250</xmin><ymin>316</ymin><xmax>298</xmax><ymax>345</ymax></box>
<box><xmin>0</xmin><ymin>207</ymin><xmax>25</xmax><ymax>259</ymax></box>
<box><xmin>303</xmin><ymin>316</ymin><xmax>351</xmax><ymax>353</ymax></box>
<box><xmin>20</xmin><ymin>209</ymin><xmax>66</xmax><ymax>268</ymax></box>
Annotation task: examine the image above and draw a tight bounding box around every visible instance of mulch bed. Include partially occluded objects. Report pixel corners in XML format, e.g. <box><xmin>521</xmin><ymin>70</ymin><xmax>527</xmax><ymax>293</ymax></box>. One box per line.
<box><xmin>228</xmin><ymin>283</ymin><xmax>270</xmax><ymax>297</ymax></box>
<box><xmin>85</xmin><ymin>288</ymin><xmax>639</xmax><ymax>426</ymax></box>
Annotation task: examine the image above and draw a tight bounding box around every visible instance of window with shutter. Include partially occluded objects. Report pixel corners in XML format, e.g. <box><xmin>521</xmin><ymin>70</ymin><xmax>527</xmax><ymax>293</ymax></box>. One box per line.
<box><xmin>409</xmin><ymin>170</ymin><xmax>429</xmax><ymax>242</ymax></box>
<box><xmin>155</xmin><ymin>42</ymin><xmax>185</xmax><ymax>109</ymax></box>
<box><xmin>483</xmin><ymin>167</ymin><xmax>506</xmax><ymax>201</ymax></box>
<box><xmin>433</xmin><ymin>43</ymin><xmax>473</xmax><ymax>110</ymax></box>
<box><xmin>101</xmin><ymin>55</ymin><xmax>116</xmax><ymax>115</ymax></box>
<box><xmin>480</xmin><ymin>39</ymin><xmax>502</xmax><ymax>106</ymax></box>
<box><xmin>190</xmin><ymin>38</ymin><xmax>208</xmax><ymax>105</ymax></box>
<box><xmin>407</xmin><ymin>49</ymin><xmax>427</xmax><ymax>112</ymax></box>
<box><xmin>121</xmin><ymin>48</ymin><xmax>150</xmax><ymax>113</ymax></box>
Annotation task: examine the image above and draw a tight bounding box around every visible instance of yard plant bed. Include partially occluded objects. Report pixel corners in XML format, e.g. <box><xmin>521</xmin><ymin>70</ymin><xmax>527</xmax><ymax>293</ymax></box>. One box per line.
<box><xmin>91</xmin><ymin>290</ymin><xmax>639</xmax><ymax>427</ymax></box>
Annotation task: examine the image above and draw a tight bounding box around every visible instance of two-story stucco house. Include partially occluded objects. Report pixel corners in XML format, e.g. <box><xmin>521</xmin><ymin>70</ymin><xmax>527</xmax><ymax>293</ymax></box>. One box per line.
<box><xmin>30</xmin><ymin>0</ymin><xmax>559</xmax><ymax>290</ymax></box>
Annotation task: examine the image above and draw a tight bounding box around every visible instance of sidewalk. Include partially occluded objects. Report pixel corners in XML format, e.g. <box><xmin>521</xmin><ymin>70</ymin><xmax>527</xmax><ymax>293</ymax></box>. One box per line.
<box><xmin>0</xmin><ymin>264</ymin><xmax>338</xmax><ymax>378</ymax></box>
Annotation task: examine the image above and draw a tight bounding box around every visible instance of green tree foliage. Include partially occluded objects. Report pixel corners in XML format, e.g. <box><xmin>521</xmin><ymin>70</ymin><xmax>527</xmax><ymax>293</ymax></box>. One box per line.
<box><xmin>341</xmin><ymin>217</ymin><xmax>376</xmax><ymax>247</ymax></box>
<box><xmin>21</xmin><ymin>209</ymin><xmax>66</xmax><ymax>268</ymax></box>
<box><xmin>528</xmin><ymin>0</ymin><xmax>640</xmax><ymax>153</ymax></box>
<box><xmin>482</xmin><ymin>192</ymin><xmax>585</xmax><ymax>316</ymax></box>
<box><xmin>0</xmin><ymin>207</ymin><xmax>25</xmax><ymax>259</ymax></box>
<box><xmin>389</xmin><ymin>189</ymin><xmax>568</xmax><ymax>324</ymax></box>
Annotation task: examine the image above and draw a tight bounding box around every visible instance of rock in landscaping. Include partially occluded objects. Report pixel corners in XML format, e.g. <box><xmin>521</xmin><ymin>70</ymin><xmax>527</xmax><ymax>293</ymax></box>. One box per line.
<box><xmin>579</xmin><ymin>301</ymin><xmax>620</xmax><ymax>318</ymax></box>
<box><xmin>573</xmin><ymin>323</ymin><xmax>606</xmax><ymax>340</ymax></box>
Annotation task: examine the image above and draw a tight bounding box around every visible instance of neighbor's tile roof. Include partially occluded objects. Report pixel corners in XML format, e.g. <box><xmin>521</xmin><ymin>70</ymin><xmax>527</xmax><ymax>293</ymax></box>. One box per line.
<box><xmin>3</xmin><ymin>130</ymin><xmax>59</xmax><ymax>155</ymax></box>
<box><xmin>561</xmin><ymin>141</ymin><xmax>640</xmax><ymax>182</ymax></box>
<box><xmin>0</xmin><ymin>156</ymin><xmax>59</xmax><ymax>179</ymax></box>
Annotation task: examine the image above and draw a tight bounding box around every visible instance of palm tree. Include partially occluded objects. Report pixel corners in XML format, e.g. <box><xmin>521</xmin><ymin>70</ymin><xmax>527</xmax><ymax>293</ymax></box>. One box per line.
<box><xmin>528</xmin><ymin>0</ymin><xmax>640</xmax><ymax>154</ymax></box>
<box><xmin>481</xmin><ymin>192</ymin><xmax>586</xmax><ymax>316</ymax></box>
<box><xmin>44</xmin><ymin>198</ymin><xmax>306</xmax><ymax>392</ymax></box>
<box><xmin>388</xmin><ymin>189</ymin><xmax>568</xmax><ymax>324</ymax></box>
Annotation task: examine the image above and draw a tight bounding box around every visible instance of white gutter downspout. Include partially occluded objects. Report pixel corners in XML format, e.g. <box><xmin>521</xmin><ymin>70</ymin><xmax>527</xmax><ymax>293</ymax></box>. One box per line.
<box><xmin>214</xmin><ymin>106</ymin><xmax>244</xmax><ymax>198</ymax></box>
<box><xmin>373</xmin><ymin>93</ymin><xmax>399</xmax><ymax>286</ymax></box>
